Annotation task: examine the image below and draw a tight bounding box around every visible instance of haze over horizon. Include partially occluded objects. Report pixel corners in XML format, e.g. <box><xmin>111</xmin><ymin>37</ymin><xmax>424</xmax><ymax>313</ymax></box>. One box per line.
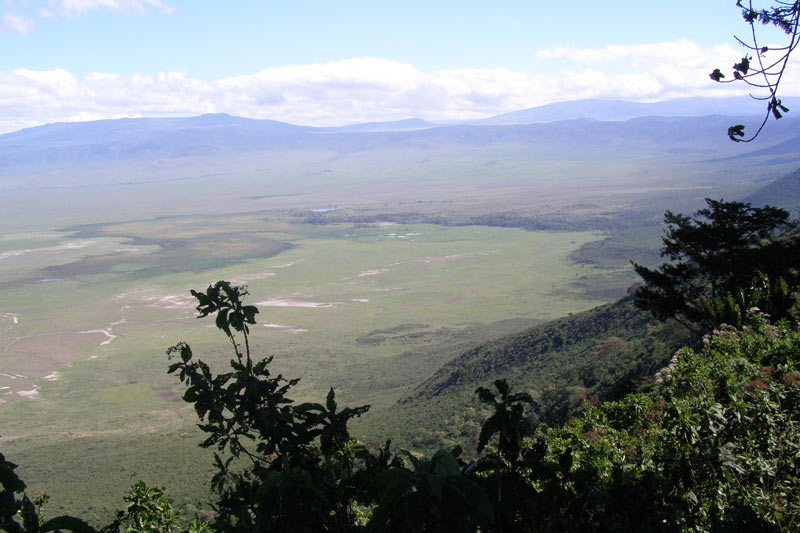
<box><xmin>2</xmin><ymin>0</ymin><xmax>800</xmax><ymax>134</ymax></box>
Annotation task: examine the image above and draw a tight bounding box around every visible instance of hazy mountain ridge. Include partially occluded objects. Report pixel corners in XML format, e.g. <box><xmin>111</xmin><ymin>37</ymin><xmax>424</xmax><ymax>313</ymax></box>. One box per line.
<box><xmin>475</xmin><ymin>96</ymin><xmax>800</xmax><ymax>125</ymax></box>
<box><xmin>326</xmin><ymin>117</ymin><xmax>434</xmax><ymax>132</ymax></box>
<box><xmin>3</xmin><ymin>103</ymin><xmax>800</xmax><ymax>189</ymax></box>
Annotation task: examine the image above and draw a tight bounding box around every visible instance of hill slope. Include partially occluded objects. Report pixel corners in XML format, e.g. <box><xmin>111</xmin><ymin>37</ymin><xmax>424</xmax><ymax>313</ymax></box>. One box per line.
<box><xmin>411</xmin><ymin>295</ymin><xmax>680</xmax><ymax>401</ymax></box>
<box><xmin>356</xmin><ymin>296</ymin><xmax>690</xmax><ymax>451</ymax></box>
<box><xmin>743</xmin><ymin>166</ymin><xmax>800</xmax><ymax>215</ymax></box>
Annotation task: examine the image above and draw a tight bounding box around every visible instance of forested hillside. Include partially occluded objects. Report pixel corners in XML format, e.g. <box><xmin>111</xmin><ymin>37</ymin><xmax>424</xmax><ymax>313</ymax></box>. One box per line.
<box><xmin>414</xmin><ymin>296</ymin><xmax>685</xmax><ymax>400</ymax></box>
<box><xmin>356</xmin><ymin>296</ymin><xmax>690</xmax><ymax>453</ymax></box>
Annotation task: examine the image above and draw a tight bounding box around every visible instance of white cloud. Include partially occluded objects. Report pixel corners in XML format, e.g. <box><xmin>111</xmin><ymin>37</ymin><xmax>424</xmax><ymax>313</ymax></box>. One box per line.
<box><xmin>1</xmin><ymin>40</ymin><xmax>799</xmax><ymax>134</ymax></box>
<box><xmin>534</xmin><ymin>38</ymin><xmax>800</xmax><ymax>101</ymax></box>
<box><xmin>537</xmin><ymin>39</ymin><xmax>710</xmax><ymax>64</ymax></box>
<box><xmin>36</xmin><ymin>8</ymin><xmax>57</xmax><ymax>19</ymax></box>
<box><xmin>2</xmin><ymin>0</ymin><xmax>173</xmax><ymax>30</ymax></box>
<box><xmin>535</xmin><ymin>40</ymin><xmax>745</xmax><ymax>78</ymax></box>
<box><xmin>47</xmin><ymin>0</ymin><xmax>174</xmax><ymax>17</ymax></box>
<box><xmin>3</xmin><ymin>12</ymin><xmax>34</xmax><ymax>33</ymax></box>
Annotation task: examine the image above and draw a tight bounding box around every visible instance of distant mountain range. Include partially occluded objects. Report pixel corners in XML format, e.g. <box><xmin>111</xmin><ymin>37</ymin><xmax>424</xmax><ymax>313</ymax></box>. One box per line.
<box><xmin>472</xmin><ymin>96</ymin><xmax>800</xmax><ymax>125</ymax></box>
<box><xmin>330</xmin><ymin>117</ymin><xmax>434</xmax><ymax>132</ymax></box>
<box><xmin>2</xmin><ymin>96</ymin><xmax>799</xmax><ymax>190</ymax></box>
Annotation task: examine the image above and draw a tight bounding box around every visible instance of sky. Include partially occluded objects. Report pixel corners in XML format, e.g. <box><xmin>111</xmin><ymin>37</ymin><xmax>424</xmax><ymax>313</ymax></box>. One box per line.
<box><xmin>1</xmin><ymin>0</ymin><xmax>798</xmax><ymax>133</ymax></box>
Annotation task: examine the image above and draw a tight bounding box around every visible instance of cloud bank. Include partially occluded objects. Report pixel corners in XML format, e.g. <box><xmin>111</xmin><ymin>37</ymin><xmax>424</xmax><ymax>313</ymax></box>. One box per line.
<box><xmin>1</xmin><ymin>40</ymin><xmax>798</xmax><ymax>134</ymax></box>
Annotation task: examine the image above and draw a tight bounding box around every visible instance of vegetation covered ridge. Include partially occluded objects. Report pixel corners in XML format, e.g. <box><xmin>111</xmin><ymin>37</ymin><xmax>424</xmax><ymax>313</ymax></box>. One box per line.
<box><xmin>410</xmin><ymin>295</ymin><xmax>687</xmax><ymax>402</ymax></box>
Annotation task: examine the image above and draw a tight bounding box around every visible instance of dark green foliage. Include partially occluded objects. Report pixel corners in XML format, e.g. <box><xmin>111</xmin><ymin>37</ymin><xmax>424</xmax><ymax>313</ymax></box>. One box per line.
<box><xmin>170</xmin><ymin>281</ymin><xmax>505</xmax><ymax>531</ymax></box>
<box><xmin>517</xmin><ymin>315</ymin><xmax>800</xmax><ymax>531</ymax></box>
<box><xmin>470</xmin><ymin>380</ymin><xmax>541</xmax><ymax>532</ymax></box>
<box><xmin>367</xmin><ymin>449</ymin><xmax>493</xmax><ymax>532</ymax></box>
<box><xmin>391</xmin><ymin>313</ymin><xmax>799</xmax><ymax>532</ymax></box>
<box><xmin>385</xmin><ymin>295</ymin><xmax>690</xmax><ymax>454</ymax></box>
<box><xmin>107</xmin><ymin>481</ymin><xmax>212</xmax><ymax>532</ymax></box>
<box><xmin>120</xmin><ymin>482</ymin><xmax>182</xmax><ymax>532</ymax></box>
<box><xmin>168</xmin><ymin>281</ymin><xmax>373</xmax><ymax>531</ymax></box>
<box><xmin>633</xmin><ymin>199</ymin><xmax>800</xmax><ymax>332</ymax></box>
<box><xmin>475</xmin><ymin>379</ymin><xmax>535</xmax><ymax>459</ymax></box>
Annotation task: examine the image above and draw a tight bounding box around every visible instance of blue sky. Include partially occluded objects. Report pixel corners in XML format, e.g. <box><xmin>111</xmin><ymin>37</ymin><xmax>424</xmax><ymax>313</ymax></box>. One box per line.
<box><xmin>0</xmin><ymin>1</ymin><xmax>796</xmax><ymax>132</ymax></box>
<box><xmin>2</xmin><ymin>1</ymin><xmax>749</xmax><ymax>78</ymax></box>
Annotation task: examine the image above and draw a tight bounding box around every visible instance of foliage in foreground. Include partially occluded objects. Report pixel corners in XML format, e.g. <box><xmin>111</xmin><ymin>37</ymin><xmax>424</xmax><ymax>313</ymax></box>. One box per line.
<box><xmin>530</xmin><ymin>313</ymin><xmax>800</xmax><ymax>531</ymax></box>
<box><xmin>4</xmin><ymin>281</ymin><xmax>800</xmax><ymax>531</ymax></box>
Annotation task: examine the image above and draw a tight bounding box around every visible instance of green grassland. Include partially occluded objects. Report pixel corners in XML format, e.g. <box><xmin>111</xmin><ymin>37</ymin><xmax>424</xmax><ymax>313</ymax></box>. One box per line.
<box><xmin>0</xmin><ymin>213</ymin><xmax>609</xmax><ymax>406</ymax></box>
<box><xmin>0</xmin><ymin>207</ymin><xmax>617</xmax><ymax>523</ymax></box>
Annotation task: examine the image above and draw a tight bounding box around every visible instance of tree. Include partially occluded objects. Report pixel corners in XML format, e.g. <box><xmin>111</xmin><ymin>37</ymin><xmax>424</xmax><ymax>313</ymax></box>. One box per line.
<box><xmin>166</xmin><ymin>281</ymin><xmax>372</xmax><ymax>531</ymax></box>
<box><xmin>366</xmin><ymin>449</ymin><xmax>493</xmax><ymax>532</ymax></box>
<box><xmin>710</xmin><ymin>1</ymin><xmax>800</xmax><ymax>141</ymax></box>
<box><xmin>167</xmin><ymin>281</ymin><xmax>510</xmax><ymax>531</ymax></box>
<box><xmin>632</xmin><ymin>199</ymin><xmax>800</xmax><ymax>332</ymax></box>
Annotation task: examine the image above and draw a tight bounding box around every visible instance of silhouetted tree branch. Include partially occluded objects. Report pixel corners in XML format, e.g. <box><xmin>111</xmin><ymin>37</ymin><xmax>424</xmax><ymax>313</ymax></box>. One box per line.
<box><xmin>710</xmin><ymin>0</ymin><xmax>799</xmax><ymax>141</ymax></box>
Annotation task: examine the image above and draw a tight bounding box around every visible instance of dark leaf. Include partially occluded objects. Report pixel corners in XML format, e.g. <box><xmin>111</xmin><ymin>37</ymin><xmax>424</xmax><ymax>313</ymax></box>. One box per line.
<box><xmin>475</xmin><ymin>386</ymin><xmax>496</xmax><ymax>405</ymax></box>
<box><xmin>733</xmin><ymin>56</ymin><xmax>751</xmax><ymax>74</ymax></box>
<box><xmin>728</xmin><ymin>124</ymin><xmax>746</xmax><ymax>141</ymax></box>
<box><xmin>326</xmin><ymin>387</ymin><xmax>336</xmax><ymax>413</ymax></box>
<box><xmin>559</xmin><ymin>450</ymin><xmax>573</xmax><ymax>471</ymax></box>
<box><xmin>494</xmin><ymin>378</ymin><xmax>510</xmax><ymax>397</ymax></box>
<box><xmin>20</xmin><ymin>496</ymin><xmax>38</xmax><ymax>533</ymax></box>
